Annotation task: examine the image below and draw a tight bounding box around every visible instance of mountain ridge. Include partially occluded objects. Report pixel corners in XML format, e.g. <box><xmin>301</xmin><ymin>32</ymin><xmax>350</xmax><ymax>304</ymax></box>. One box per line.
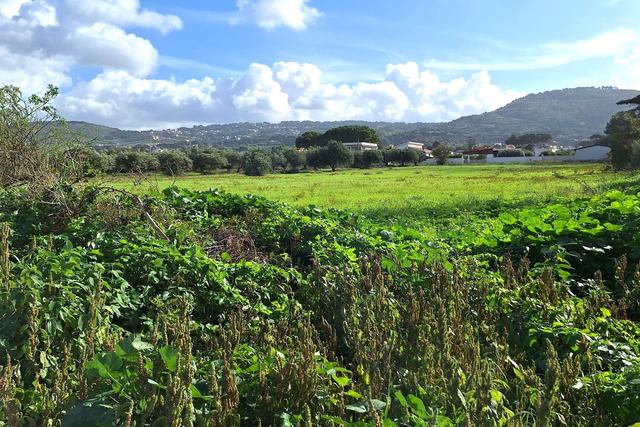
<box><xmin>72</xmin><ymin>86</ymin><xmax>640</xmax><ymax>149</ymax></box>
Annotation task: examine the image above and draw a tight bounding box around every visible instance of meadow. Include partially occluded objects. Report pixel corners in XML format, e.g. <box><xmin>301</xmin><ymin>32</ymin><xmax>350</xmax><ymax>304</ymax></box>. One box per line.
<box><xmin>107</xmin><ymin>163</ymin><xmax>630</xmax><ymax>220</ymax></box>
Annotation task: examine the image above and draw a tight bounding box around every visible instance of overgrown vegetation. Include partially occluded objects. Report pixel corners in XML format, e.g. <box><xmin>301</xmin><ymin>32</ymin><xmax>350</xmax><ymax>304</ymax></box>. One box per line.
<box><xmin>2</xmin><ymin>85</ymin><xmax>640</xmax><ymax>426</ymax></box>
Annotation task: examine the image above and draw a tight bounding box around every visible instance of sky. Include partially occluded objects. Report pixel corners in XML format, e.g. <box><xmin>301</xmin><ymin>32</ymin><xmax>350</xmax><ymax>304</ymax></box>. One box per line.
<box><xmin>0</xmin><ymin>0</ymin><xmax>639</xmax><ymax>129</ymax></box>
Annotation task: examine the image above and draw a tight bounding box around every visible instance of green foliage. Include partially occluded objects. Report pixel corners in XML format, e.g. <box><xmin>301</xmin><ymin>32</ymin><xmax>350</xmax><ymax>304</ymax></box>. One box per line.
<box><xmin>1</xmin><ymin>160</ymin><xmax>640</xmax><ymax>425</ymax></box>
<box><xmin>353</xmin><ymin>150</ymin><xmax>384</xmax><ymax>168</ymax></box>
<box><xmin>242</xmin><ymin>149</ymin><xmax>273</xmax><ymax>176</ymax></box>
<box><xmin>157</xmin><ymin>151</ymin><xmax>193</xmax><ymax>176</ymax></box>
<box><xmin>606</xmin><ymin>110</ymin><xmax>640</xmax><ymax>170</ymax></box>
<box><xmin>283</xmin><ymin>147</ymin><xmax>306</xmax><ymax>172</ymax></box>
<box><xmin>432</xmin><ymin>145</ymin><xmax>451</xmax><ymax>165</ymax></box>
<box><xmin>295</xmin><ymin>131</ymin><xmax>322</xmax><ymax>149</ymax></box>
<box><xmin>190</xmin><ymin>150</ymin><xmax>228</xmax><ymax>174</ymax></box>
<box><xmin>114</xmin><ymin>151</ymin><xmax>160</xmax><ymax>173</ymax></box>
<box><xmin>325</xmin><ymin>140</ymin><xmax>354</xmax><ymax>171</ymax></box>
<box><xmin>295</xmin><ymin>126</ymin><xmax>379</xmax><ymax>149</ymax></box>
<box><xmin>497</xmin><ymin>148</ymin><xmax>525</xmax><ymax>157</ymax></box>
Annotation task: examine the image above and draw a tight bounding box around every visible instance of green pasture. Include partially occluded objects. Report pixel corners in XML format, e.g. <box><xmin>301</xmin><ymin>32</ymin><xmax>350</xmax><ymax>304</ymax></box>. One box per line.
<box><xmin>106</xmin><ymin>163</ymin><xmax>634</xmax><ymax>220</ymax></box>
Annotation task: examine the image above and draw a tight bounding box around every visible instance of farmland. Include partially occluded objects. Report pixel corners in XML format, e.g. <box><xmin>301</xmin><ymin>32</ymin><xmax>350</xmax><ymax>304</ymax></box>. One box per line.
<box><xmin>106</xmin><ymin>163</ymin><xmax>631</xmax><ymax>221</ymax></box>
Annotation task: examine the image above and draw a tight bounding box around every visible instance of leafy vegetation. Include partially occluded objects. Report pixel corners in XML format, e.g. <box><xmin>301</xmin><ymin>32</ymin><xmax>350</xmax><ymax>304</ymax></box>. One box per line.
<box><xmin>2</xmin><ymin>179</ymin><xmax>640</xmax><ymax>425</ymax></box>
<box><xmin>3</xmin><ymin>84</ymin><xmax>640</xmax><ymax>426</ymax></box>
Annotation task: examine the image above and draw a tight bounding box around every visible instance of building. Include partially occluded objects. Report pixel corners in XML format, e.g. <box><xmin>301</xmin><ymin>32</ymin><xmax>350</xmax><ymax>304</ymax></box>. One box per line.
<box><xmin>395</xmin><ymin>141</ymin><xmax>424</xmax><ymax>151</ymax></box>
<box><xmin>342</xmin><ymin>142</ymin><xmax>378</xmax><ymax>152</ymax></box>
<box><xmin>574</xmin><ymin>145</ymin><xmax>611</xmax><ymax>161</ymax></box>
<box><xmin>395</xmin><ymin>141</ymin><xmax>433</xmax><ymax>157</ymax></box>
<box><xmin>461</xmin><ymin>147</ymin><xmax>497</xmax><ymax>162</ymax></box>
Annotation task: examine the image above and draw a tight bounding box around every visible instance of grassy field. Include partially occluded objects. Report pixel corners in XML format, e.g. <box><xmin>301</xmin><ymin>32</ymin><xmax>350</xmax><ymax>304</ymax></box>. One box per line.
<box><xmin>107</xmin><ymin>163</ymin><xmax>633</xmax><ymax>220</ymax></box>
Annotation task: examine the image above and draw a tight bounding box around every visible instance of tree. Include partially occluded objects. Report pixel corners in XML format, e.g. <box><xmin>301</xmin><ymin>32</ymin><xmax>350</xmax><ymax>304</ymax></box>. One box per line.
<box><xmin>324</xmin><ymin>140</ymin><xmax>353</xmax><ymax>171</ymax></box>
<box><xmin>269</xmin><ymin>147</ymin><xmax>288</xmax><ymax>171</ymax></box>
<box><xmin>191</xmin><ymin>151</ymin><xmax>227</xmax><ymax>174</ymax></box>
<box><xmin>605</xmin><ymin>110</ymin><xmax>640</xmax><ymax>170</ymax></box>
<box><xmin>305</xmin><ymin>147</ymin><xmax>327</xmax><ymax>170</ymax></box>
<box><xmin>295</xmin><ymin>126</ymin><xmax>380</xmax><ymax>149</ymax></box>
<box><xmin>242</xmin><ymin>149</ymin><xmax>273</xmax><ymax>176</ymax></box>
<box><xmin>383</xmin><ymin>149</ymin><xmax>402</xmax><ymax>165</ymax></box>
<box><xmin>295</xmin><ymin>131</ymin><xmax>322</xmax><ymax>149</ymax></box>
<box><xmin>114</xmin><ymin>151</ymin><xmax>159</xmax><ymax>173</ymax></box>
<box><xmin>157</xmin><ymin>151</ymin><xmax>193</xmax><ymax>176</ymax></box>
<box><xmin>223</xmin><ymin>150</ymin><xmax>242</xmax><ymax>173</ymax></box>
<box><xmin>283</xmin><ymin>148</ymin><xmax>306</xmax><ymax>172</ymax></box>
<box><xmin>400</xmin><ymin>149</ymin><xmax>420</xmax><ymax>166</ymax></box>
<box><xmin>354</xmin><ymin>150</ymin><xmax>383</xmax><ymax>168</ymax></box>
<box><xmin>432</xmin><ymin>145</ymin><xmax>451</xmax><ymax>165</ymax></box>
<box><xmin>0</xmin><ymin>84</ymin><xmax>88</xmax><ymax>192</ymax></box>
<box><xmin>322</xmin><ymin>125</ymin><xmax>379</xmax><ymax>145</ymax></box>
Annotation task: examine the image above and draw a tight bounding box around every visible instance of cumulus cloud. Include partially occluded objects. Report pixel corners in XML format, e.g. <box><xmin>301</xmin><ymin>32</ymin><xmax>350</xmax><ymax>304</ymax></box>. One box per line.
<box><xmin>63</xmin><ymin>0</ymin><xmax>182</xmax><ymax>34</ymax></box>
<box><xmin>236</xmin><ymin>0</ymin><xmax>320</xmax><ymax>30</ymax></box>
<box><xmin>0</xmin><ymin>0</ymin><xmax>177</xmax><ymax>93</ymax></box>
<box><xmin>60</xmin><ymin>61</ymin><xmax>523</xmax><ymax>129</ymax></box>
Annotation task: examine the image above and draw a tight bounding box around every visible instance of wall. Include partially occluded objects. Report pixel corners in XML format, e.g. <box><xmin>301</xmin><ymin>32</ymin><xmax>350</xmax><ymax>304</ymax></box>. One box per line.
<box><xmin>422</xmin><ymin>154</ymin><xmax>605</xmax><ymax>166</ymax></box>
<box><xmin>575</xmin><ymin>146</ymin><xmax>611</xmax><ymax>161</ymax></box>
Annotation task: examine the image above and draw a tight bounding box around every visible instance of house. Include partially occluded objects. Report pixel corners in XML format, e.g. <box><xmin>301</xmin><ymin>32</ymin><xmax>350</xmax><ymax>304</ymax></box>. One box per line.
<box><xmin>574</xmin><ymin>145</ymin><xmax>611</xmax><ymax>161</ymax></box>
<box><xmin>395</xmin><ymin>141</ymin><xmax>424</xmax><ymax>151</ymax></box>
<box><xmin>342</xmin><ymin>142</ymin><xmax>378</xmax><ymax>152</ymax></box>
<box><xmin>395</xmin><ymin>141</ymin><xmax>433</xmax><ymax>157</ymax></box>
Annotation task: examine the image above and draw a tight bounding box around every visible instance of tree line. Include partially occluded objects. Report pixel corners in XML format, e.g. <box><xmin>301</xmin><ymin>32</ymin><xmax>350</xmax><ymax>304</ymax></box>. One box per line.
<box><xmin>85</xmin><ymin>141</ymin><xmax>429</xmax><ymax>177</ymax></box>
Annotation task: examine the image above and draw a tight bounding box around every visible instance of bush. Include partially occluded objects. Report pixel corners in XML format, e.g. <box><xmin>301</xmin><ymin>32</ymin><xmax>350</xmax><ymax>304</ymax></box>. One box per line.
<box><xmin>242</xmin><ymin>149</ymin><xmax>273</xmax><ymax>176</ymax></box>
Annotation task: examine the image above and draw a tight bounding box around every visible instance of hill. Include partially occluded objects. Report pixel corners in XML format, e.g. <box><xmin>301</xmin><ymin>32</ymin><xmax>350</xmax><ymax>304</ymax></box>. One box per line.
<box><xmin>72</xmin><ymin>87</ymin><xmax>640</xmax><ymax>149</ymax></box>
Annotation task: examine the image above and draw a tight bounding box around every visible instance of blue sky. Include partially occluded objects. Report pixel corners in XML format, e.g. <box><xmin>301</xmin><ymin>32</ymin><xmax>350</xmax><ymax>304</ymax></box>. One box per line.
<box><xmin>1</xmin><ymin>0</ymin><xmax>638</xmax><ymax>128</ymax></box>
<box><xmin>155</xmin><ymin>1</ymin><xmax>638</xmax><ymax>88</ymax></box>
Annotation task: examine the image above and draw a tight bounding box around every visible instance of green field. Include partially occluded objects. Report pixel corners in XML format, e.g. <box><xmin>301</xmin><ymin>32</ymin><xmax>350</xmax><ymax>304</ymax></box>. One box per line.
<box><xmin>108</xmin><ymin>163</ymin><xmax>632</xmax><ymax>220</ymax></box>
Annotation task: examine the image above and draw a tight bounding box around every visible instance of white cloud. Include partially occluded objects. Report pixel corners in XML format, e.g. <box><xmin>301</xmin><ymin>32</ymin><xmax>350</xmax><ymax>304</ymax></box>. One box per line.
<box><xmin>236</xmin><ymin>0</ymin><xmax>320</xmax><ymax>30</ymax></box>
<box><xmin>63</xmin><ymin>23</ymin><xmax>158</xmax><ymax>76</ymax></box>
<box><xmin>63</xmin><ymin>0</ymin><xmax>182</xmax><ymax>34</ymax></box>
<box><xmin>59</xmin><ymin>61</ymin><xmax>523</xmax><ymax>128</ymax></box>
<box><xmin>0</xmin><ymin>0</ymin><xmax>177</xmax><ymax>94</ymax></box>
<box><xmin>425</xmin><ymin>27</ymin><xmax>640</xmax><ymax>75</ymax></box>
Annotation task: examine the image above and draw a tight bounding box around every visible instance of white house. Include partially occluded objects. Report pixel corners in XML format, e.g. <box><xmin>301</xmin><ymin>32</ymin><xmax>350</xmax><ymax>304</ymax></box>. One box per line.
<box><xmin>395</xmin><ymin>141</ymin><xmax>433</xmax><ymax>157</ymax></box>
<box><xmin>395</xmin><ymin>141</ymin><xmax>424</xmax><ymax>151</ymax></box>
<box><xmin>342</xmin><ymin>142</ymin><xmax>378</xmax><ymax>152</ymax></box>
<box><xmin>574</xmin><ymin>145</ymin><xmax>611</xmax><ymax>161</ymax></box>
